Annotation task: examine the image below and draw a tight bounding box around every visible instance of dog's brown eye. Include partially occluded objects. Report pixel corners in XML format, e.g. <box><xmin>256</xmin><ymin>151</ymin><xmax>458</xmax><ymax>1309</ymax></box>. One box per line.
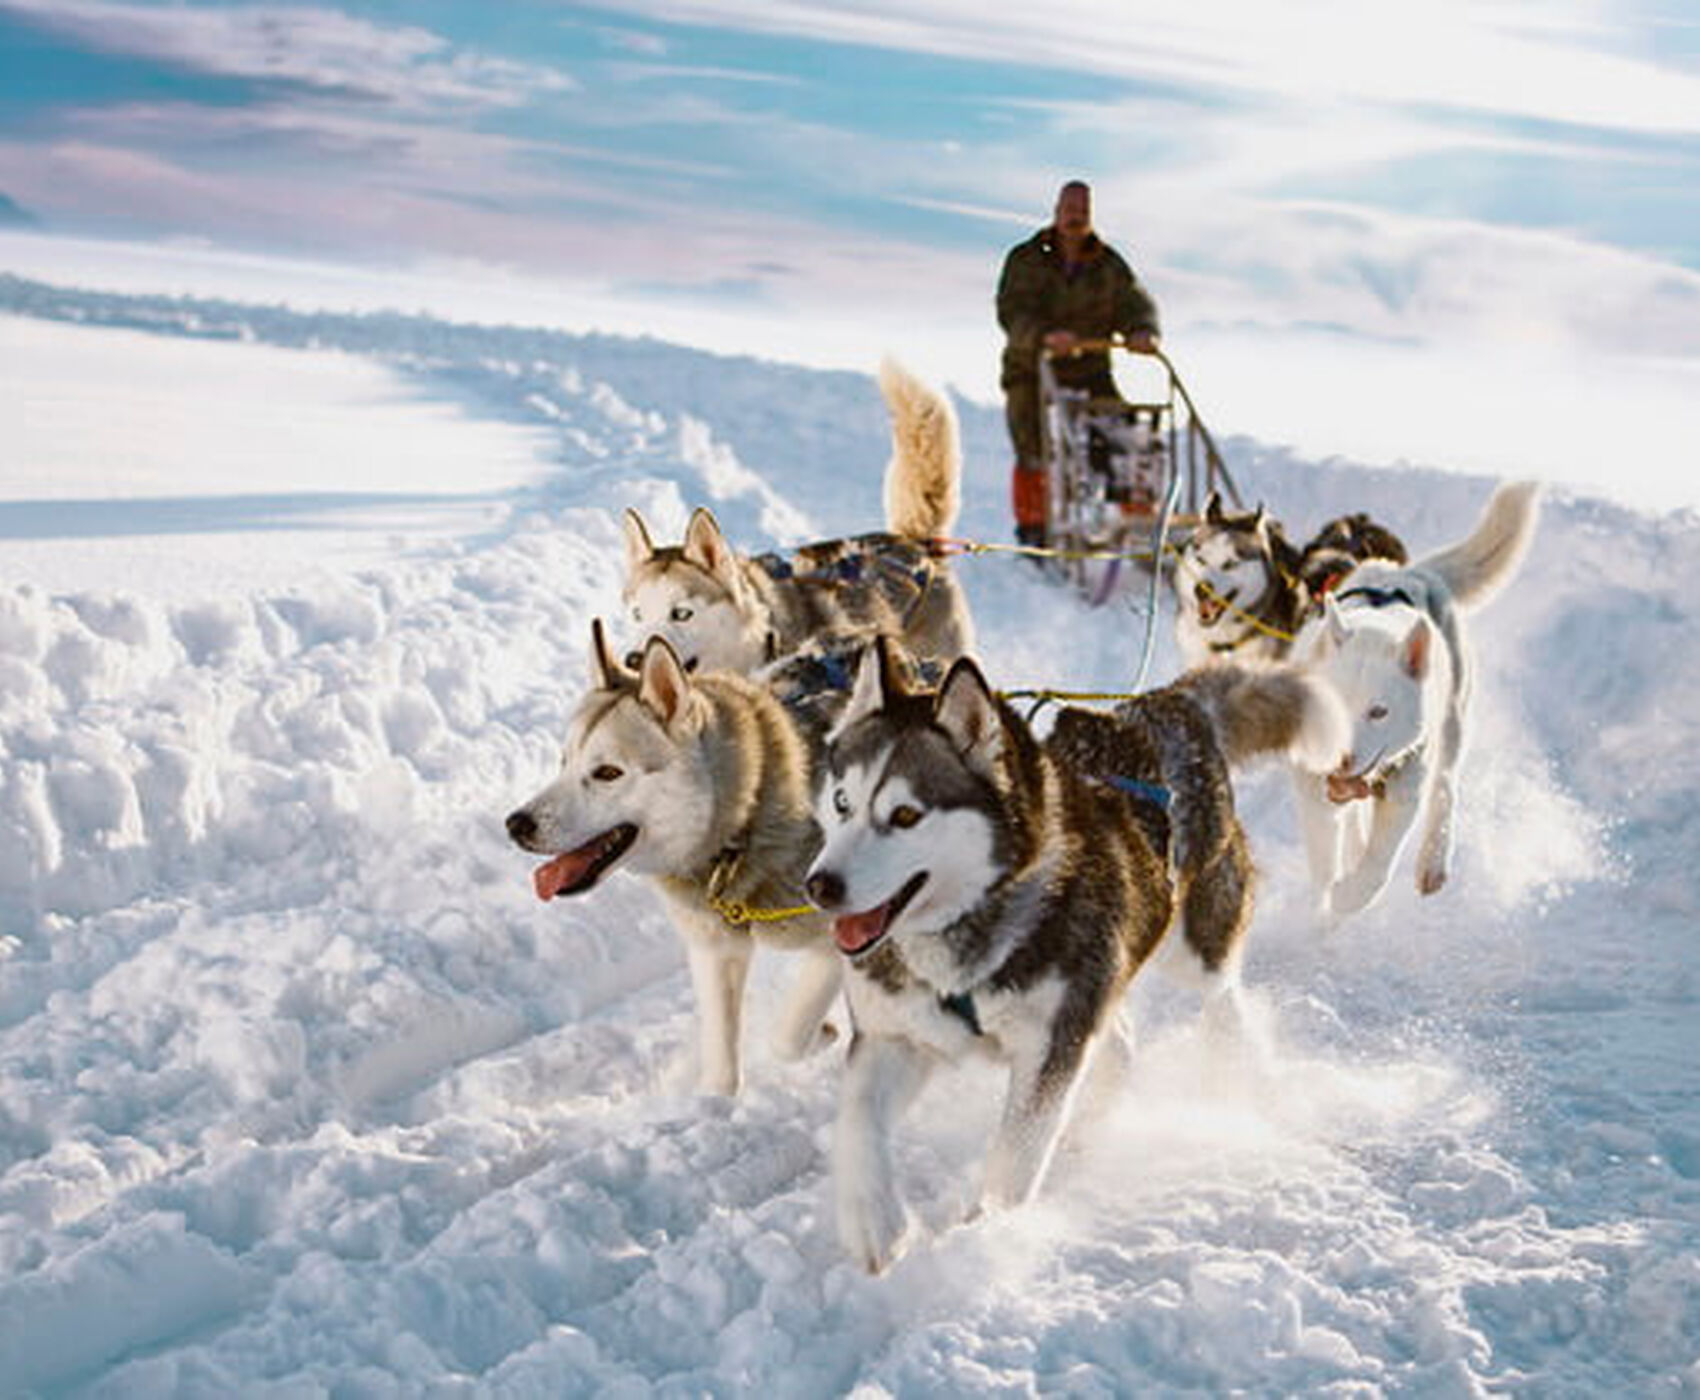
<box><xmin>889</xmin><ymin>804</ymin><xmax>922</xmax><ymax>830</ymax></box>
<box><xmin>1367</xmin><ymin>705</ymin><xmax>1388</xmax><ymax>721</ymax></box>
<box><xmin>591</xmin><ymin>764</ymin><xmax>624</xmax><ymax>782</ymax></box>
<box><xmin>669</xmin><ymin>605</ymin><xmax>694</xmax><ymax>622</ymax></box>
<box><xmin>833</xmin><ymin>789</ymin><xmax>851</xmax><ymax>817</ymax></box>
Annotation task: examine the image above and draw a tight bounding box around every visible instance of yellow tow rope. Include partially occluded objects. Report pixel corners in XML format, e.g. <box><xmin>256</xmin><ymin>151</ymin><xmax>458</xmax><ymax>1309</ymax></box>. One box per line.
<box><xmin>937</xmin><ymin>531</ymin><xmax>1304</xmax><ymax>651</ymax></box>
<box><xmin>705</xmin><ymin>850</ymin><xmax>815</xmax><ymax>927</ymax></box>
<box><xmin>708</xmin><ymin>892</ymin><xmax>816</xmax><ymax>927</ymax></box>
<box><xmin>1191</xmin><ymin>577</ymin><xmax>1298</xmax><ymax>645</ymax></box>
<box><xmin>1000</xmin><ymin>687</ymin><xmax>1141</xmax><ymax>706</ymax></box>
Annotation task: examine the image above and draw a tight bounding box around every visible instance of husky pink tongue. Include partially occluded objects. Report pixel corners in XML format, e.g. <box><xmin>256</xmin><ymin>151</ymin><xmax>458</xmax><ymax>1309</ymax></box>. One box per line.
<box><xmin>834</xmin><ymin>905</ymin><xmax>889</xmax><ymax>955</ymax></box>
<box><xmin>533</xmin><ymin>850</ymin><xmax>595</xmax><ymax>901</ymax></box>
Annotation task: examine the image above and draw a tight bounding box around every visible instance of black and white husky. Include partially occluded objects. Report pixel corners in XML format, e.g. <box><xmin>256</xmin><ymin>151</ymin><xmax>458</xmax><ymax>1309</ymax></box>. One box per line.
<box><xmin>1173</xmin><ymin>496</ymin><xmax>1408</xmax><ymax>666</ymax></box>
<box><xmin>803</xmin><ymin>639</ymin><xmax>1347</xmax><ymax>1272</ymax></box>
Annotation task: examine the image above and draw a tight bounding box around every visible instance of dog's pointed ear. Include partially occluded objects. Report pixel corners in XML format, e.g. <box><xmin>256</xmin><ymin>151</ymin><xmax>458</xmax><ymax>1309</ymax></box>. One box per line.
<box><xmin>1205</xmin><ymin>491</ymin><xmax>1225</xmax><ymax>525</ymax></box>
<box><xmin>682</xmin><ymin>508</ymin><xmax>740</xmax><ymax>590</ymax></box>
<box><xmin>623</xmin><ymin>508</ymin><xmax>656</xmax><ymax>574</ymax></box>
<box><xmin>1251</xmin><ymin>503</ymin><xmax>1267</xmax><ymax>535</ymax></box>
<box><xmin>1403</xmin><ymin>616</ymin><xmax>1432</xmax><ymax>680</ymax></box>
<box><xmin>837</xmin><ymin>635</ymin><xmax>905</xmax><ymax>735</ymax></box>
<box><xmin>589</xmin><ymin>618</ymin><xmax>628</xmax><ymax>689</ymax></box>
<box><xmin>1324</xmin><ymin>594</ymin><xmax>1351</xmax><ymax>649</ymax></box>
<box><xmin>637</xmin><ymin>636</ymin><xmax>696</xmax><ymax>730</ymax></box>
<box><xmin>934</xmin><ymin>658</ymin><xmax>1002</xmax><ymax>772</ymax></box>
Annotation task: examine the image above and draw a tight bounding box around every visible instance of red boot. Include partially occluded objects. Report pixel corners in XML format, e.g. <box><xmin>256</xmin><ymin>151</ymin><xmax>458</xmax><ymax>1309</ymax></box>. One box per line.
<box><xmin>1011</xmin><ymin>462</ymin><xmax>1048</xmax><ymax>548</ymax></box>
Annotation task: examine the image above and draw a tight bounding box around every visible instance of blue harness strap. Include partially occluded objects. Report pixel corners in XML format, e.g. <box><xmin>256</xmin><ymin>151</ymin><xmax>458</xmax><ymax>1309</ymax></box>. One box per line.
<box><xmin>812</xmin><ymin>651</ymin><xmax>853</xmax><ymax>693</ymax></box>
<box><xmin>1336</xmin><ymin>584</ymin><xmax>1415</xmax><ymax>610</ymax></box>
<box><xmin>1102</xmin><ymin>774</ymin><xmax>1172</xmax><ymax>809</ymax></box>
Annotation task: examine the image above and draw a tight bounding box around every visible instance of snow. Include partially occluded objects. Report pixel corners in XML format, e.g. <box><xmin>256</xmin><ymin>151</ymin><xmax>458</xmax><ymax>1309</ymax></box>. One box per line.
<box><xmin>2</xmin><ymin>268</ymin><xmax>1699</xmax><ymax>1396</ymax></box>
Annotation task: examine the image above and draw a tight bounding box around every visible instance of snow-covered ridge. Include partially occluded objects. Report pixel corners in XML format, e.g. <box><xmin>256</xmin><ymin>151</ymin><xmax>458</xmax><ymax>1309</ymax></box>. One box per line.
<box><xmin>0</xmin><ymin>281</ymin><xmax>1697</xmax><ymax>1394</ymax></box>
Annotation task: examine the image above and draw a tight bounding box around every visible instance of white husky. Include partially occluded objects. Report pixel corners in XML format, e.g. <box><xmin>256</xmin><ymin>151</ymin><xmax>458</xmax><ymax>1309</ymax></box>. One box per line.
<box><xmin>1291</xmin><ymin>480</ymin><xmax>1541</xmax><ymax>918</ymax></box>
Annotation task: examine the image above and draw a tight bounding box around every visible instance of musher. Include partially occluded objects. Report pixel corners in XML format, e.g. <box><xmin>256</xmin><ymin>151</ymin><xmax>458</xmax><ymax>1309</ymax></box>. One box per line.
<box><xmin>996</xmin><ymin>179</ymin><xmax>1161</xmax><ymax>549</ymax></box>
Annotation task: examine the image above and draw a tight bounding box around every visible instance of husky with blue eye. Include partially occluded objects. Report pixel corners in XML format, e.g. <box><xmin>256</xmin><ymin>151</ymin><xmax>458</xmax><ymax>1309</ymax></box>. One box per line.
<box><xmin>803</xmin><ymin>638</ymin><xmax>1348</xmax><ymax>1273</ymax></box>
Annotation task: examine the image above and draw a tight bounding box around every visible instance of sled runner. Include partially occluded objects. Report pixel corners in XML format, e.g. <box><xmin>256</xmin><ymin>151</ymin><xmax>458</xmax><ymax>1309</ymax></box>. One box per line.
<box><xmin>1037</xmin><ymin>338</ymin><xmax>1243</xmax><ymax>601</ymax></box>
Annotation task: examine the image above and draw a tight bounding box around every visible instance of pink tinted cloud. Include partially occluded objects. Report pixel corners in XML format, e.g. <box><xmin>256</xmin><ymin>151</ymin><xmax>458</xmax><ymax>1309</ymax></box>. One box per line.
<box><xmin>1</xmin><ymin>0</ymin><xmax>573</xmax><ymax>109</ymax></box>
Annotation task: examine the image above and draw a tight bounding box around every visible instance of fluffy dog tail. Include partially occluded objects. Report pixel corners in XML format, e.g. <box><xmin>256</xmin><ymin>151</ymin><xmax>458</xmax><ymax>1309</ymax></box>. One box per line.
<box><xmin>1422</xmin><ymin>479</ymin><xmax>1541</xmax><ymax>610</ymax></box>
<box><xmin>1178</xmin><ymin>661</ymin><xmax>1349</xmax><ymax>775</ymax></box>
<box><xmin>879</xmin><ymin>357</ymin><xmax>961</xmax><ymax>539</ymax></box>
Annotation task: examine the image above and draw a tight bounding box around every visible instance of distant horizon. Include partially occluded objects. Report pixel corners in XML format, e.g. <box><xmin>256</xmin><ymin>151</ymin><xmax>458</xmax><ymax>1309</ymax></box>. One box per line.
<box><xmin>5</xmin><ymin>227</ymin><xmax>1699</xmax><ymax>518</ymax></box>
<box><xmin>2</xmin><ymin>4</ymin><xmax>1698</xmax><ymax>365</ymax></box>
<box><xmin>5</xmin><ymin>3</ymin><xmax>1700</xmax><ymax>513</ymax></box>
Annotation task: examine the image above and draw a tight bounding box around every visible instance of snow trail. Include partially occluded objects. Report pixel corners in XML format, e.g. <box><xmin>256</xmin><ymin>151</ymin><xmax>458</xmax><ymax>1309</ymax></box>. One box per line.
<box><xmin>1</xmin><ymin>281</ymin><xmax>1697</xmax><ymax>1394</ymax></box>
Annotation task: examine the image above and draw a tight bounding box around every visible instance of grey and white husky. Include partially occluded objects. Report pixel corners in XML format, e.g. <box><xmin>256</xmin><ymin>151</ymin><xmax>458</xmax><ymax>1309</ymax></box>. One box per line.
<box><xmin>803</xmin><ymin>639</ymin><xmax>1347</xmax><ymax>1272</ymax></box>
<box><xmin>620</xmin><ymin>358</ymin><xmax>974</xmax><ymax>676</ymax></box>
<box><xmin>1290</xmin><ymin>480</ymin><xmax>1541</xmax><ymax>919</ymax></box>
<box><xmin>506</xmin><ymin>621</ymin><xmax>842</xmax><ymax>1096</ymax></box>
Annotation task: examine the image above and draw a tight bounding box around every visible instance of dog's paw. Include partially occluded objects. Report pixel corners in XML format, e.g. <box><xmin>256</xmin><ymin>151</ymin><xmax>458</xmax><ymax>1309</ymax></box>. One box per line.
<box><xmin>1314</xmin><ymin>885</ymin><xmax>1346</xmax><ymax>931</ymax></box>
<box><xmin>1328</xmin><ymin>868</ymin><xmax>1389</xmax><ymax>919</ymax></box>
<box><xmin>694</xmin><ymin>1059</ymin><xmax>740</xmax><ymax>1097</ymax></box>
<box><xmin>839</xmin><ymin>1186</ymin><xmax>911</xmax><ymax>1275</ymax></box>
<box><xmin>657</xmin><ymin>1050</ymin><xmax>698</xmax><ymax>1096</ymax></box>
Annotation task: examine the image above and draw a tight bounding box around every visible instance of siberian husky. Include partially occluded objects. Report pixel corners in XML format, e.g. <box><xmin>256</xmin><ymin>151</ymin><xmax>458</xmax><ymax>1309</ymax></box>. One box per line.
<box><xmin>1290</xmin><ymin>480</ymin><xmax>1541</xmax><ymax>919</ymax></box>
<box><xmin>620</xmin><ymin>358</ymin><xmax>974</xmax><ymax>676</ymax></box>
<box><xmin>1174</xmin><ymin>495</ymin><xmax>1408</xmax><ymax>666</ymax></box>
<box><xmin>506</xmin><ymin>622</ymin><xmax>842</xmax><ymax>1096</ymax></box>
<box><xmin>803</xmin><ymin>638</ymin><xmax>1347</xmax><ymax>1272</ymax></box>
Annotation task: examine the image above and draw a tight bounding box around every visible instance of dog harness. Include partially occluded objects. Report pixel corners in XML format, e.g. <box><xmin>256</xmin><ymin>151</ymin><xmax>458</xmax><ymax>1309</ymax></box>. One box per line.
<box><xmin>755</xmin><ymin>533</ymin><xmax>940</xmax><ymax>617</ymax></box>
<box><xmin>1100</xmin><ymin>774</ymin><xmax>1172</xmax><ymax>809</ymax></box>
<box><xmin>1335</xmin><ymin>584</ymin><xmax>1416</xmax><ymax>611</ymax></box>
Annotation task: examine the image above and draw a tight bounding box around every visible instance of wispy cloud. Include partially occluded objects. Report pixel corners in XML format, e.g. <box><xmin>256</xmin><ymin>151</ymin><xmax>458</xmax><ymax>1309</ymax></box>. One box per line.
<box><xmin>604</xmin><ymin>61</ymin><xmax>803</xmax><ymax>86</ymax></box>
<box><xmin>587</xmin><ymin>0</ymin><xmax>1700</xmax><ymax>135</ymax></box>
<box><xmin>3</xmin><ymin>0</ymin><xmax>1697</xmax><ymax>430</ymax></box>
<box><xmin>0</xmin><ymin>0</ymin><xmax>573</xmax><ymax>109</ymax></box>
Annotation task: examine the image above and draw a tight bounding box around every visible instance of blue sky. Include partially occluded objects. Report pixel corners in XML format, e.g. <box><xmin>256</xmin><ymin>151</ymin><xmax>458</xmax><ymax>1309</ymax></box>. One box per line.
<box><xmin>2</xmin><ymin>1</ymin><xmax>1699</xmax><ymax>497</ymax></box>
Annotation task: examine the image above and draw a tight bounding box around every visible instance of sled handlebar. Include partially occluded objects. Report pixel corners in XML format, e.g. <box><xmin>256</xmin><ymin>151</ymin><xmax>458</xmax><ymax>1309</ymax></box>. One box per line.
<box><xmin>1041</xmin><ymin>334</ymin><xmax>1160</xmax><ymax>358</ymax></box>
<box><xmin>1039</xmin><ymin>338</ymin><xmax>1240</xmax><ymax>509</ymax></box>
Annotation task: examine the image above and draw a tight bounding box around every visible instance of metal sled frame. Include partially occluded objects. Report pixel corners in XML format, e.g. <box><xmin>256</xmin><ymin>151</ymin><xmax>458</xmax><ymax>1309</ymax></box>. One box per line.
<box><xmin>1038</xmin><ymin>338</ymin><xmax>1243</xmax><ymax>598</ymax></box>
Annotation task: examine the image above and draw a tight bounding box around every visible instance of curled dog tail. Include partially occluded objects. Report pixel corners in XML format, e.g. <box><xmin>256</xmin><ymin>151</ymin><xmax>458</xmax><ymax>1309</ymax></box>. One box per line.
<box><xmin>879</xmin><ymin>356</ymin><xmax>961</xmax><ymax>539</ymax></box>
<box><xmin>1178</xmin><ymin>661</ymin><xmax>1349</xmax><ymax>775</ymax></box>
<box><xmin>1423</xmin><ymin>479</ymin><xmax>1541</xmax><ymax>610</ymax></box>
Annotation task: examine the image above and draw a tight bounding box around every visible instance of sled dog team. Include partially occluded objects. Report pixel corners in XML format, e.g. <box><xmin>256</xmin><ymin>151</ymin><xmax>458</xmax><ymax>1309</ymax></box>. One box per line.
<box><xmin>506</xmin><ymin>359</ymin><xmax>1542</xmax><ymax>1273</ymax></box>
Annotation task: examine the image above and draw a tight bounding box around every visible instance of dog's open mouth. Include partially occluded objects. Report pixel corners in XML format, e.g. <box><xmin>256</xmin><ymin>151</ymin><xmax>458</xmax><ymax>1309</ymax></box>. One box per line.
<box><xmin>1195</xmin><ymin>582</ymin><xmax>1232</xmax><ymax>626</ymax></box>
<box><xmin>833</xmin><ymin>872</ymin><xmax>927</xmax><ymax>957</ymax></box>
<box><xmin>1326</xmin><ymin>771</ymin><xmax>1375</xmax><ymax>804</ymax></box>
<box><xmin>532</xmin><ymin>824</ymin><xmax>638</xmax><ymax>900</ymax></box>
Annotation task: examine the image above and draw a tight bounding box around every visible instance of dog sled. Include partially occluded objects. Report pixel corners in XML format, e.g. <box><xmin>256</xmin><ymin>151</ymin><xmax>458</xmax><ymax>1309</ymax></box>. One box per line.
<box><xmin>1038</xmin><ymin>338</ymin><xmax>1242</xmax><ymax>602</ymax></box>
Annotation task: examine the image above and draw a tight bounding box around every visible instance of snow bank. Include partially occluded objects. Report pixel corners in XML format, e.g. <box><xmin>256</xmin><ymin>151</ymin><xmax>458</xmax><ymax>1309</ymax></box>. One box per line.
<box><xmin>1</xmin><ymin>279</ymin><xmax>1697</xmax><ymax>1394</ymax></box>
